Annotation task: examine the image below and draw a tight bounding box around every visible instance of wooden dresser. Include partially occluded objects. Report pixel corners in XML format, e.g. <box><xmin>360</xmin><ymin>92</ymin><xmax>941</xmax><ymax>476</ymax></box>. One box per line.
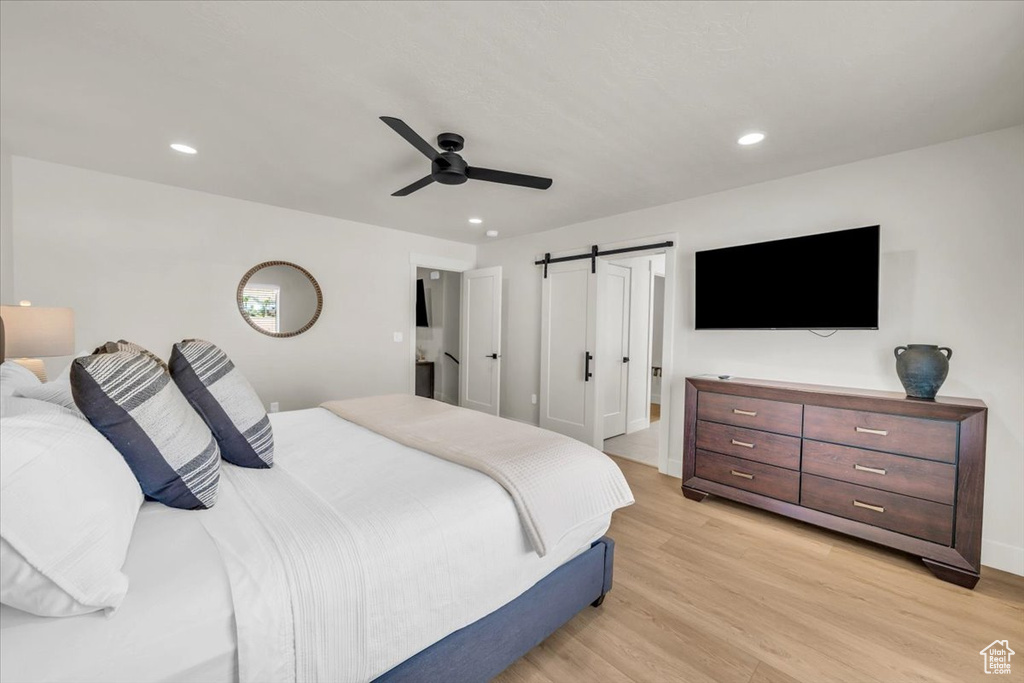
<box><xmin>682</xmin><ymin>376</ymin><xmax>988</xmax><ymax>588</ymax></box>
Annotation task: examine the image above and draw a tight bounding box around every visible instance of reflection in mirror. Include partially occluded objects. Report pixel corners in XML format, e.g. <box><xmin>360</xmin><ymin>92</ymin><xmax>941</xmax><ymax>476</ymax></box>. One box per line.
<box><xmin>237</xmin><ymin>262</ymin><xmax>322</xmax><ymax>337</ymax></box>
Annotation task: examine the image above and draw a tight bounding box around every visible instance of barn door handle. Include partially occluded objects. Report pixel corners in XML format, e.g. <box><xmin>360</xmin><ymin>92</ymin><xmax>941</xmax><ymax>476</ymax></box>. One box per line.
<box><xmin>486</xmin><ymin>353</ymin><xmax>500</xmax><ymax>359</ymax></box>
<box><xmin>584</xmin><ymin>352</ymin><xmax>593</xmax><ymax>381</ymax></box>
<box><xmin>623</xmin><ymin>356</ymin><xmax>630</xmax><ymax>363</ymax></box>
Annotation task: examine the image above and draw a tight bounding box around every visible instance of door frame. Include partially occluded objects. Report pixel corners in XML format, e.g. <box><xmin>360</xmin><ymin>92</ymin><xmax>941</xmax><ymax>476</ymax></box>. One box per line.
<box><xmin>540</xmin><ymin>234</ymin><xmax>678</xmax><ymax>476</ymax></box>
<box><xmin>408</xmin><ymin>253</ymin><xmax>475</xmax><ymax>398</ymax></box>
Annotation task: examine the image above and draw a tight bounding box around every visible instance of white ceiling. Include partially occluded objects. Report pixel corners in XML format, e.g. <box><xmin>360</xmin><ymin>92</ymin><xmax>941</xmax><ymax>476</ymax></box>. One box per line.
<box><xmin>2</xmin><ymin>1</ymin><xmax>1022</xmax><ymax>244</ymax></box>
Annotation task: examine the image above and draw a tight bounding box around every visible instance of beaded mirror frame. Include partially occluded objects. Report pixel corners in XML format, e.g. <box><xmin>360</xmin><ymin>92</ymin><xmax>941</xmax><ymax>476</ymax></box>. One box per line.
<box><xmin>236</xmin><ymin>260</ymin><xmax>323</xmax><ymax>338</ymax></box>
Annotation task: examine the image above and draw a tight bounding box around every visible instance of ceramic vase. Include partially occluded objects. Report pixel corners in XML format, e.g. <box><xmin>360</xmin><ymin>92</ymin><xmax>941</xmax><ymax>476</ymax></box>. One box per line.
<box><xmin>894</xmin><ymin>344</ymin><xmax>952</xmax><ymax>400</ymax></box>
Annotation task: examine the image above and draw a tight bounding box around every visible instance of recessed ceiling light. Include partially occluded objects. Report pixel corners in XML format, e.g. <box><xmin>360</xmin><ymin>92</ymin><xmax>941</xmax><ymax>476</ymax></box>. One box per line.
<box><xmin>468</xmin><ymin>217</ymin><xmax>483</xmax><ymax>224</ymax></box>
<box><xmin>737</xmin><ymin>132</ymin><xmax>765</xmax><ymax>146</ymax></box>
<box><xmin>485</xmin><ymin>230</ymin><xmax>499</xmax><ymax>238</ymax></box>
<box><xmin>170</xmin><ymin>143</ymin><xmax>197</xmax><ymax>155</ymax></box>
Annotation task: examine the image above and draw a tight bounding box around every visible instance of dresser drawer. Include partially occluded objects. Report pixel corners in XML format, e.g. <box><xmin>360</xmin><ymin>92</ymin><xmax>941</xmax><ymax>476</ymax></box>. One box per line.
<box><xmin>696</xmin><ymin>420</ymin><xmax>801</xmax><ymax>470</ymax></box>
<box><xmin>803</xmin><ymin>406</ymin><xmax>957</xmax><ymax>463</ymax></box>
<box><xmin>803</xmin><ymin>440</ymin><xmax>955</xmax><ymax>505</ymax></box>
<box><xmin>801</xmin><ymin>474</ymin><xmax>953</xmax><ymax>545</ymax></box>
<box><xmin>697</xmin><ymin>392</ymin><xmax>803</xmax><ymax>436</ymax></box>
<box><xmin>695</xmin><ymin>450</ymin><xmax>800</xmax><ymax>503</ymax></box>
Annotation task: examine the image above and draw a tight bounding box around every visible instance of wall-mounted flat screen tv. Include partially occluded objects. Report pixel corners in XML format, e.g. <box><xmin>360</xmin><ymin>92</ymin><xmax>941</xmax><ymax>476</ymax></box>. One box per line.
<box><xmin>695</xmin><ymin>225</ymin><xmax>879</xmax><ymax>330</ymax></box>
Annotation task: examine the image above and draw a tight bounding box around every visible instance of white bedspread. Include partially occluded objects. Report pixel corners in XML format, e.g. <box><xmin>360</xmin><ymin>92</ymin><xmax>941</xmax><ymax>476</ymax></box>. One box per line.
<box><xmin>200</xmin><ymin>408</ymin><xmax>613</xmax><ymax>683</ymax></box>
<box><xmin>0</xmin><ymin>408</ymin><xmax>615</xmax><ymax>683</ymax></box>
<box><xmin>322</xmin><ymin>394</ymin><xmax>635</xmax><ymax>557</ymax></box>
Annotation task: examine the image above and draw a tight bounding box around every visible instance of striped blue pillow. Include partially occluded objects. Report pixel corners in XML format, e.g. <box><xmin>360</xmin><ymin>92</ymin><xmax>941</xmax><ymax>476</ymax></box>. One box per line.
<box><xmin>169</xmin><ymin>340</ymin><xmax>273</xmax><ymax>469</ymax></box>
<box><xmin>71</xmin><ymin>351</ymin><xmax>220</xmax><ymax>509</ymax></box>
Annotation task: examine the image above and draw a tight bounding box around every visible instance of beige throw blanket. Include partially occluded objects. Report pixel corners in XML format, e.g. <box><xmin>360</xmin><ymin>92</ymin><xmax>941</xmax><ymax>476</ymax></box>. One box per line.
<box><xmin>321</xmin><ymin>394</ymin><xmax>634</xmax><ymax>557</ymax></box>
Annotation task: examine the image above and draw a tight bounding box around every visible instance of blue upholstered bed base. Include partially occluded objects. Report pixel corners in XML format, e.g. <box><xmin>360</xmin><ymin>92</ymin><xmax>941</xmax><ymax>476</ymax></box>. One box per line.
<box><xmin>375</xmin><ymin>536</ymin><xmax>616</xmax><ymax>683</ymax></box>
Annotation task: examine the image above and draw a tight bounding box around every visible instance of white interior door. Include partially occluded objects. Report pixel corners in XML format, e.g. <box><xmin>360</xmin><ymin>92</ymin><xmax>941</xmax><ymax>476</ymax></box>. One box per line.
<box><xmin>460</xmin><ymin>266</ymin><xmax>502</xmax><ymax>415</ymax></box>
<box><xmin>619</xmin><ymin>257</ymin><xmax>654</xmax><ymax>434</ymax></box>
<box><xmin>540</xmin><ymin>259</ymin><xmax>600</xmax><ymax>446</ymax></box>
<box><xmin>600</xmin><ymin>262</ymin><xmax>631</xmax><ymax>439</ymax></box>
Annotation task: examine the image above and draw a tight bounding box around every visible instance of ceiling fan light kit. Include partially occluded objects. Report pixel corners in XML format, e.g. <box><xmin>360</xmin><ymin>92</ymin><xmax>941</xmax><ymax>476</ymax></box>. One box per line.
<box><xmin>380</xmin><ymin>116</ymin><xmax>553</xmax><ymax>196</ymax></box>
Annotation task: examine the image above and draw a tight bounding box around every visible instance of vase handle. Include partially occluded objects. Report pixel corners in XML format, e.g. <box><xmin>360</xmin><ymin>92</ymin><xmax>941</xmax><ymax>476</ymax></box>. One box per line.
<box><xmin>894</xmin><ymin>346</ymin><xmax>907</xmax><ymax>360</ymax></box>
<box><xmin>938</xmin><ymin>347</ymin><xmax>953</xmax><ymax>361</ymax></box>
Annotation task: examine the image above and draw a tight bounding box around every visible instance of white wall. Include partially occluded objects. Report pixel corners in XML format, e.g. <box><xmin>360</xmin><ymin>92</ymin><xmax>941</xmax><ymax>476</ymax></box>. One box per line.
<box><xmin>0</xmin><ymin>147</ymin><xmax>12</xmax><ymax>304</ymax></box>
<box><xmin>478</xmin><ymin>126</ymin><xmax>1024</xmax><ymax>575</ymax></box>
<box><xmin>9</xmin><ymin>157</ymin><xmax>475</xmax><ymax>410</ymax></box>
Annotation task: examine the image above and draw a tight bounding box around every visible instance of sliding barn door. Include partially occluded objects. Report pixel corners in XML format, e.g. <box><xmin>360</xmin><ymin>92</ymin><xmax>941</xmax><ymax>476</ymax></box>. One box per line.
<box><xmin>540</xmin><ymin>260</ymin><xmax>600</xmax><ymax>447</ymax></box>
<box><xmin>460</xmin><ymin>267</ymin><xmax>502</xmax><ymax>415</ymax></box>
<box><xmin>600</xmin><ymin>262</ymin><xmax>631</xmax><ymax>439</ymax></box>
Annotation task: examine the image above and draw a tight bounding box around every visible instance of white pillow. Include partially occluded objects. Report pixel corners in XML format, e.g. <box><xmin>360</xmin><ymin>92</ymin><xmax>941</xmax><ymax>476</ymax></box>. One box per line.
<box><xmin>14</xmin><ymin>376</ymin><xmax>81</xmax><ymax>414</ymax></box>
<box><xmin>0</xmin><ymin>411</ymin><xmax>143</xmax><ymax>616</ymax></box>
<box><xmin>0</xmin><ymin>361</ymin><xmax>40</xmax><ymax>398</ymax></box>
<box><xmin>10</xmin><ymin>350</ymin><xmax>91</xmax><ymax>415</ymax></box>
<box><xmin>0</xmin><ymin>394</ymin><xmax>74</xmax><ymax>419</ymax></box>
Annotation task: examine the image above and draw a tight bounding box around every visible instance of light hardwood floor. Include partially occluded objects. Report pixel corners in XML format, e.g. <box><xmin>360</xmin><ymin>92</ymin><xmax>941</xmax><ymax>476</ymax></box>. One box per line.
<box><xmin>495</xmin><ymin>457</ymin><xmax>1024</xmax><ymax>683</ymax></box>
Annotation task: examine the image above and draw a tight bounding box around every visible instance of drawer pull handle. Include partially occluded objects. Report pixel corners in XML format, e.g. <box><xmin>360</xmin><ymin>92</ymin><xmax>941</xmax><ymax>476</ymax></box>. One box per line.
<box><xmin>733</xmin><ymin>409</ymin><xmax>757</xmax><ymax>417</ymax></box>
<box><xmin>855</xmin><ymin>426</ymin><xmax>889</xmax><ymax>436</ymax></box>
<box><xmin>730</xmin><ymin>439</ymin><xmax>755</xmax><ymax>449</ymax></box>
<box><xmin>854</xmin><ymin>464</ymin><xmax>887</xmax><ymax>475</ymax></box>
<box><xmin>730</xmin><ymin>470</ymin><xmax>755</xmax><ymax>480</ymax></box>
<box><xmin>853</xmin><ymin>500</ymin><xmax>885</xmax><ymax>513</ymax></box>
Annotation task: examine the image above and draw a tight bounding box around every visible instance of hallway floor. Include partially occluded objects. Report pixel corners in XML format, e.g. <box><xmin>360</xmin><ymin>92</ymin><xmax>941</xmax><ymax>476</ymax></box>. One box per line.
<box><xmin>603</xmin><ymin>403</ymin><xmax>660</xmax><ymax>466</ymax></box>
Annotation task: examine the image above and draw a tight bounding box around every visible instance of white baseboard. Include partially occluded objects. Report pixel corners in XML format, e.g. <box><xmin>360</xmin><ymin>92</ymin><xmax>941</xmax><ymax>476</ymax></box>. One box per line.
<box><xmin>982</xmin><ymin>539</ymin><xmax>1024</xmax><ymax>576</ymax></box>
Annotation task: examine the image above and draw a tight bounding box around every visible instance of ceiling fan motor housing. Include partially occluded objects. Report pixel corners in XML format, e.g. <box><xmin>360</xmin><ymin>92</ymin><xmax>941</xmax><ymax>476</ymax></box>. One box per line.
<box><xmin>432</xmin><ymin>151</ymin><xmax>468</xmax><ymax>185</ymax></box>
<box><xmin>437</xmin><ymin>132</ymin><xmax>464</xmax><ymax>152</ymax></box>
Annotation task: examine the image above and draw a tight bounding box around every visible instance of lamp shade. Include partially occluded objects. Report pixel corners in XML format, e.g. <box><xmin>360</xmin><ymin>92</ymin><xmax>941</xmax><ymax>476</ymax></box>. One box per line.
<box><xmin>0</xmin><ymin>306</ymin><xmax>75</xmax><ymax>358</ymax></box>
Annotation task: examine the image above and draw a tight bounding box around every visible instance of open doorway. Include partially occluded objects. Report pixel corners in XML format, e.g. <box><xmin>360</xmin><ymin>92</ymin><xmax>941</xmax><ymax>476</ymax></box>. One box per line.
<box><xmin>410</xmin><ymin>257</ymin><xmax>502</xmax><ymax>415</ymax></box>
<box><xmin>414</xmin><ymin>267</ymin><xmax>461</xmax><ymax>404</ymax></box>
<box><xmin>601</xmin><ymin>253</ymin><xmax>666</xmax><ymax>467</ymax></box>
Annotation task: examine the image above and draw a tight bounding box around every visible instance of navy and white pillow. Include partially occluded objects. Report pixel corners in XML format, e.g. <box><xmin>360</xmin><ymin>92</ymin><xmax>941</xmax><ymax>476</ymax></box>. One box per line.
<box><xmin>71</xmin><ymin>350</ymin><xmax>220</xmax><ymax>509</ymax></box>
<box><xmin>93</xmin><ymin>339</ymin><xmax>168</xmax><ymax>369</ymax></box>
<box><xmin>170</xmin><ymin>340</ymin><xmax>273</xmax><ymax>469</ymax></box>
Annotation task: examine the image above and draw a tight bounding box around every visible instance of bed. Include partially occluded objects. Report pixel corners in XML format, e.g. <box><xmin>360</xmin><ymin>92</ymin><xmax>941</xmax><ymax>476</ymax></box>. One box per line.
<box><xmin>0</xmin><ymin>406</ymin><xmax>626</xmax><ymax>683</ymax></box>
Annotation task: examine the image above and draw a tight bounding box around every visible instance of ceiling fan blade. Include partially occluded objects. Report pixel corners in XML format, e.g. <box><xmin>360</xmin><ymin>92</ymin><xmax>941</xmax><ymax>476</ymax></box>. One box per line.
<box><xmin>465</xmin><ymin>166</ymin><xmax>553</xmax><ymax>190</ymax></box>
<box><xmin>392</xmin><ymin>174</ymin><xmax>435</xmax><ymax>197</ymax></box>
<box><xmin>380</xmin><ymin>116</ymin><xmax>438</xmax><ymax>162</ymax></box>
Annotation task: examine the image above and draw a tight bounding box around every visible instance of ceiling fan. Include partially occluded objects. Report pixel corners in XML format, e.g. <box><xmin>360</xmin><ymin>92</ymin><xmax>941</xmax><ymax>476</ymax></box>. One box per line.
<box><xmin>380</xmin><ymin>116</ymin><xmax>553</xmax><ymax>197</ymax></box>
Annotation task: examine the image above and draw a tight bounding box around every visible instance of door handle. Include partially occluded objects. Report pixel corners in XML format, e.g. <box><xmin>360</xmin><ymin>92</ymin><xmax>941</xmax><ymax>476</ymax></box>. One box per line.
<box><xmin>623</xmin><ymin>356</ymin><xmax>630</xmax><ymax>363</ymax></box>
<box><xmin>584</xmin><ymin>352</ymin><xmax>593</xmax><ymax>381</ymax></box>
<box><xmin>486</xmin><ymin>353</ymin><xmax>500</xmax><ymax>359</ymax></box>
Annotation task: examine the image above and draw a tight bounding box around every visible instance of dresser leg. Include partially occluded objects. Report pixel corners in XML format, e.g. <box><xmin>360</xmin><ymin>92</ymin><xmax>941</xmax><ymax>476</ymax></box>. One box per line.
<box><xmin>682</xmin><ymin>485</ymin><xmax>709</xmax><ymax>502</ymax></box>
<box><xmin>922</xmin><ymin>558</ymin><xmax>980</xmax><ymax>589</ymax></box>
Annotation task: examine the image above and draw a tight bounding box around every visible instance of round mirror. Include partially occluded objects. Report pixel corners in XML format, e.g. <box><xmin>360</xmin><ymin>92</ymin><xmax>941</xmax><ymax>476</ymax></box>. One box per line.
<box><xmin>237</xmin><ymin>261</ymin><xmax>322</xmax><ymax>338</ymax></box>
